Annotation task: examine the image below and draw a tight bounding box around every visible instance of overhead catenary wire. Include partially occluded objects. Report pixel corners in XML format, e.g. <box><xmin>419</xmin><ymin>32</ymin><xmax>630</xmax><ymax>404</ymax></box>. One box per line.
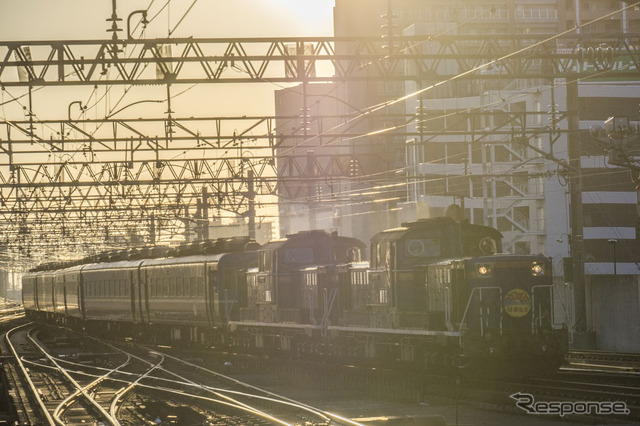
<box><xmin>2</xmin><ymin>2</ymin><xmax>636</xmax><ymax>266</ymax></box>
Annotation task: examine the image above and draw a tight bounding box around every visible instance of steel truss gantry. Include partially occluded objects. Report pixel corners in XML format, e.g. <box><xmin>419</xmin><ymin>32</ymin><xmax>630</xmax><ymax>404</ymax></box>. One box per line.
<box><xmin>0</xmin><ymin>33</ymin><xmax>638</xmax><ymax>269</ymax></box>
<box><xmin>1</xmin><ymin>34</ymin><xmax>638</xmax><ymax>86</ymax></box>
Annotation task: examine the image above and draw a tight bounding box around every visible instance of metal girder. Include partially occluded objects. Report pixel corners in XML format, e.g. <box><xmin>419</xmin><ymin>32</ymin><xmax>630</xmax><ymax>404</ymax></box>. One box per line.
<box><xmin>1</xmin><ymin>32</ymin><xmax>638</xmax><ymax>270</ymax></box>
<box><xmin>0</xmin><ymin>114</ymin><xmax>370</xmax><ymax>156</ymax></box>
<box><xmin>0</xmin><ymin>34</ymin><xmax>637</xmax><ymax>86</ymax></box>
<box><xmin>1</xmin><ymin>112</ymin><xmax>577</xmax><ymax>157</ymax></box>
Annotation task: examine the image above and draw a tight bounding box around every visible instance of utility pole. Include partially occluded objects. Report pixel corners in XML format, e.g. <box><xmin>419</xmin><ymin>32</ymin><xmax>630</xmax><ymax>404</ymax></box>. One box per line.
<box><xmin>202</xmin><ymin>187</ymin><xmax>209</xmax><ymax>241</ymax></box>
<box><xmin>567</xmin><ymin>79</ymin><xmax>587</xmax><ymax>348</ymax></box>
<box><xmin>247</xmin><ymin>171</ymin><xmax>256</xmax><ymax>240</ymax></box>
<box><xmin>307</xmin><ymin>151</ymin><xmax>317</xmax><ymax>230</ymax></box>
<box><xmin>149</xmin><ymin>213</ymin><xmax>156</xmax><ymax>245</ymax></box>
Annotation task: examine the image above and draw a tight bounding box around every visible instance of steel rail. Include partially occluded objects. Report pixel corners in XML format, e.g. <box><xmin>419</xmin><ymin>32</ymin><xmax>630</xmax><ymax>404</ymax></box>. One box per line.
<box><xmin>53</xmin><ymin>352</ymin><xmax>132</xmax><ymax>424</ymax></box>
<box><xmin>109</xmin><ymin>352</ymin><xmax>164</xmax><ymax>425</ymax></box>
<box><xmin>97</xmin><ymin>341</ymin><xmax>285</xmax><ymax>425</ymax></box>
<box><xmin>4</xmin><ymin>322</ymin><xmax>56</xmax><ymax>425</ymax></box>
<box><xmin>150</xmin><ymin>346</ymin><xmax>363</xmax><ymax>426</ymax></box>
<box><xmin>23</xmin><ymin>348</ymin><xmax>364</xmax><ymax>425</ymax></box>
<box><xmin>26</xmin><ymin>329</ymin><xmax>118</xmax><ymax>425</ymax></box>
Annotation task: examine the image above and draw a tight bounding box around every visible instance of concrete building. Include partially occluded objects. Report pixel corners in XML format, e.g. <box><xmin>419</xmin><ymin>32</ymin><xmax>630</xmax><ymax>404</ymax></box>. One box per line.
<box><xmin>207</xmin><ymin>219</ymin><xmax>273</xmax><ymax>246</ymax></box>
<box><xmin>0</xmin><ymin>270</ymin><xmax>22</xmax><ymax>302</ymax></box>
<box><xmin>397</xmin><ymin>2</ymin><xmax>640</xmax><ymax>350</ymax></box>
<box><xmin>274</xmin><ymin>0</ymin><xmax>640</xmax><ymax>350</ymax></box>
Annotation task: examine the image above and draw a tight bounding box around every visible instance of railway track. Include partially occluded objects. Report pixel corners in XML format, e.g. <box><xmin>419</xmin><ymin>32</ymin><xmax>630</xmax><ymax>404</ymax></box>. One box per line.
<box><xmin>1</xmin><ymin>319</ymin><xmax>37</xmax><ymax>424</ymax></box>
<box><xmin>567</xmin><ymin>350</ymin><xmax>640</xmax><ymax>372</ymax></box>
<box><xmin>449</xmin><ymin>367</ymin><xmax>640</xmax><ymax>423</ymax></box>
<box><xmin>6</xmin><ymin>324</ymin><xmax>365</xmax><ymax>425</ymax></box>
<box><xmin>5</xmin><ymin>322</ymin><xmax>120</xmax><ymax>424</ymax></box>
<box><xmin>4</xmin><ymin>318</ymin><xmax>640</xmax><ymax>424</ymax></box>
<box><xmin>105</xmin><ymin>339</ymin><xmax>363</xmax><ymax>425</ymax></box>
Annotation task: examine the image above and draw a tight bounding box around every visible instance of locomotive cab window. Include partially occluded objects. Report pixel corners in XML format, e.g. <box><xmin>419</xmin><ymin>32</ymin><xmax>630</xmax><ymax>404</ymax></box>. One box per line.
<box><xmin>283</xmin><ymin>247</ymin><xmax>314</xmax><ymax>264</ymax></box>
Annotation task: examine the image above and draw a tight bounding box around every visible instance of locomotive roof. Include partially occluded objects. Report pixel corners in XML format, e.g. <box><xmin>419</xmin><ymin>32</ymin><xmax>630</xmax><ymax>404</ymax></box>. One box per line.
<box><xmin>261</xmin><ymin>229</ymin><xmax>365</xmax><ymax>251</ymax></box>
<box><xmin>371</xmin><ymin>217</ymin><xmax>502</xmax><ymax>242</ymax></box>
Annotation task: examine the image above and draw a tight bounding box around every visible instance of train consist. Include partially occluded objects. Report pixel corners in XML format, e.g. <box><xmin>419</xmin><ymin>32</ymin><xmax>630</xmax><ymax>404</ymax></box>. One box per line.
<box><xmin>23</xmin><ymin>215</ymin><xmax>567</xmax><ymax>376</ymax></box>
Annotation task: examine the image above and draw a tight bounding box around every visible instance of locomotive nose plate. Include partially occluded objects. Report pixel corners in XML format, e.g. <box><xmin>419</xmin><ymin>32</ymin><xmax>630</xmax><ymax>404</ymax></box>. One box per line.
<box><xmin>503</xmin><ymin>289</ymin><xmax>531</xmax><ymax>318</ymax></box>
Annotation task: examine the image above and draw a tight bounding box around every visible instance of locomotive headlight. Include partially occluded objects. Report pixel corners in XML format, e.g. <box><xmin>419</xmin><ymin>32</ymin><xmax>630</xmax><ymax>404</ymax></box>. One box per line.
<box><xmin>478</xmin><ymin>265</ymin><xmax>489</xmax><ymax>276</ymax></box>
<box><xmin>532</xmin><ymin>263</ymin><xmax>544</xmax><ymax>276</ymax></box>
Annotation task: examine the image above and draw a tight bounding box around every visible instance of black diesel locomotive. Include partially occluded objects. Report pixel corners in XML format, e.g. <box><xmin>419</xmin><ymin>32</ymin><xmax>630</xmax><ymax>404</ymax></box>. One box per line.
<box><xmin>22</xmin><ymin>216</ymin><xmax>567</xmax><ymax>376</ymax></box>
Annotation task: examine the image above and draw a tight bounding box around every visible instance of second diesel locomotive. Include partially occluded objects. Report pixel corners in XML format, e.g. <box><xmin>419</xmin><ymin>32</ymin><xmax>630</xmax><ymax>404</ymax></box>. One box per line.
<box><xmin>23</xmin><ymin>215</ymin><xmax>567</xmax><ymax>376</ymax></box>
<box><xmin>229</xmin><ymin>216</ymin><xmax>566</xmax><ymax>375</ymax></box>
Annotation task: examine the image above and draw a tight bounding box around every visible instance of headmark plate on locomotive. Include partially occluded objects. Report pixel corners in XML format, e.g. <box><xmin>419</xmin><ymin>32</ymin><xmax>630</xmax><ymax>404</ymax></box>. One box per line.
<box><xmin>503</xmin><ymin>288</ymin><xmax>532</xmax><ymax>318</ymax></box>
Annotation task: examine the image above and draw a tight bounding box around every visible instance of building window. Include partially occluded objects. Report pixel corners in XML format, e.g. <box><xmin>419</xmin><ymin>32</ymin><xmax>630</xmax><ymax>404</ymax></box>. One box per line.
<box><xmin>584</xmin><ymin>203</ymin><xmax>637</xmax><ymax>227</ymax></box>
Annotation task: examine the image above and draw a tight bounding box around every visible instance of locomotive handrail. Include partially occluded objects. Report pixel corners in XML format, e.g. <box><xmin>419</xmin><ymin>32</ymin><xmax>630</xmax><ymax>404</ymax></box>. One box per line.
<box><xmin>321</xmin><ymin>287</ymin><xmax>338</xmax><ymax>337</ymax></box>
<box><xmin>444</xmin><ymin>286</ymin><xmax>453</xmax><ymax>332</ymax></box>
<box><xmin>458</xmin><ymin>286</ymin><xmax>502</xmax><ymax>346</ymax></box>
<box><xmin>531</xmin><ymin>284</ymin><xmax>554</xmax><ymax>335</ymax></box>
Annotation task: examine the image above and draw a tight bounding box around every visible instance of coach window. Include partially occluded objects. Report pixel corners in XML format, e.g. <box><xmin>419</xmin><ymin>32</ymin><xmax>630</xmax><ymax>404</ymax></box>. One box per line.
<box><xmin>189</xmin><ymin>278</ymin><xmax>195</xmax><ymax>297</ymax></box>
<box><xmin>150</xmin><ymin>278</ymin><xmax>156</xmax><ymax>297</ymax></box>
<box><xmin>151</xmin><ymin>277</ymin><xmax>157</xmax><ymax>296</ymax></box>
<box><xmin>168</xmin><ymin>278</ymin><xmax>175</xmax><ymax>297</ymax></box>
<box><xmin>176</xmin><ymin>277</ymin><xmax>183</xmax><ymax>297</ymax></box>
<box><xmin>162</xmin><ymin>278</ymin><xmax>167</xmax><ymax>297</ymax></box>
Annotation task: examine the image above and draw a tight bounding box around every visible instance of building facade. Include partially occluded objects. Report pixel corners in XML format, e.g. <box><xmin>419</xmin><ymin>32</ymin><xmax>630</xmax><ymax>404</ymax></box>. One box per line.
<box><xmin>274</xmin><ymin>0</ymin><xmax>640</xmax><ymax>350</ymax></box>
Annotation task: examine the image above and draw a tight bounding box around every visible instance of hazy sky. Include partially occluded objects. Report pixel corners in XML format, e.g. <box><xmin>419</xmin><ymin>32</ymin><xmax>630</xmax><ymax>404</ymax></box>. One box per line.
<box><xmin>0</xmin><ymin>0</ymin><xmax>336</xmax><ymax>40</ymax></box>
<box><xmin>0</xmin><ymin>0</ymin><xmax>337</xmax><ymax>120</ymax></box>
<box><xmin>0</xmin><ymin>1</ymin><xmax>338</xmax><ymax>243</ymax></box>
